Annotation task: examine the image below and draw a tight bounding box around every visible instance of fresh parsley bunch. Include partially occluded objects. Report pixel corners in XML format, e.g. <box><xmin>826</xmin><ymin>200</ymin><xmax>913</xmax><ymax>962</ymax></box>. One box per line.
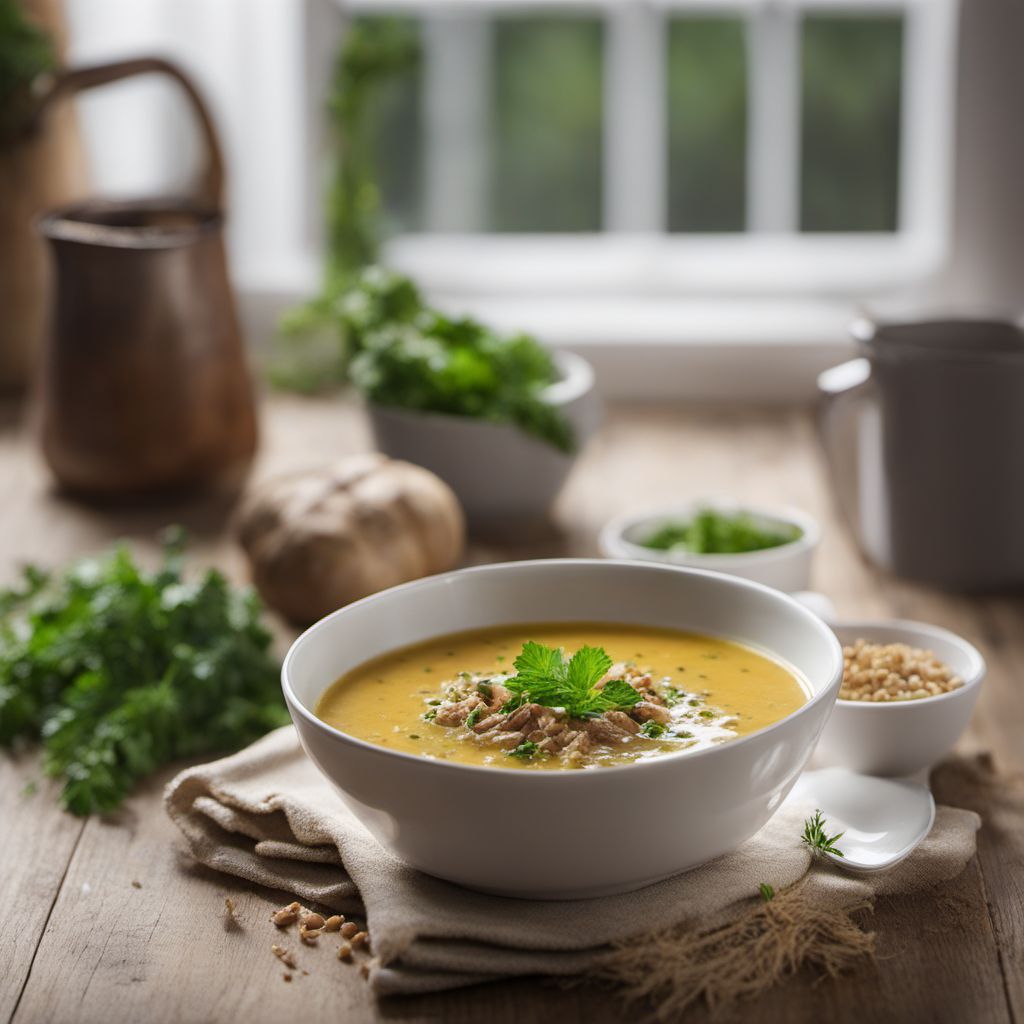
<box><xmin>503</xmin><ymin>641</ymin><xmax>641</xmax><ymax>719</ymax></box>
<box><xmin>0</xmin><ymin>530</ymin><xmax>288</xmax><ymax>815</ymax></box>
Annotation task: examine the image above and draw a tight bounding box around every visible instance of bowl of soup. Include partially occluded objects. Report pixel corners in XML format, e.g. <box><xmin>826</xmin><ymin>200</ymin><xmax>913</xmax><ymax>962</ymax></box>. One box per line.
<box><xmin>282</xmin><ymin>559</ymin><xmax>843</xmax><ymax>899</ymax></box>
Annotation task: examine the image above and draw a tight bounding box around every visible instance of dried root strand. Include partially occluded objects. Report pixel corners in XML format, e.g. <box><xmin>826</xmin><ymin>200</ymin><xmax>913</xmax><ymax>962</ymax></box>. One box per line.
<box><xmin>592</xmin><ymin>880</ymin><xmax>876</xmax><ymax>1021</ymax></box>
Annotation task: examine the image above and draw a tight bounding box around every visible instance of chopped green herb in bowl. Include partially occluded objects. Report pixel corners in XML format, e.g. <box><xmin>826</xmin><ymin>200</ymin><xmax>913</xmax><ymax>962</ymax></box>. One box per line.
<box><xmin>600</xmin><ymin>503</ymin><xmax>818</xmax><ymax>592</ymax></box>
<box><xmin>641</xmin><ymin>509</ymin><xmax>801</xmax><ymax>555</ymax></box>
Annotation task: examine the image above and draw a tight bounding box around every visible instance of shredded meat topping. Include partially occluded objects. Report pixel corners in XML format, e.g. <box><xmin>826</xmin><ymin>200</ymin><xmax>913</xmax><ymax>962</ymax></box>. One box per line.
<box><xmin>423</xmin><ymin>663</ymin><xmax>732</xmax><ymax>768</ymax></box>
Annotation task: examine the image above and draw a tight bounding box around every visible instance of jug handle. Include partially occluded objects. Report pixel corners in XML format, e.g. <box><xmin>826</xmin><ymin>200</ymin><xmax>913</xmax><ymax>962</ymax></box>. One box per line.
<box><xmin>817</xmin><ymin>358</ymin><xmax>873</xmax><ymax>541</ymax></box>
<box><xmin>32</xmin><ymin>57</ymin><xmax>224</xmax><ymax>210</ymax></box>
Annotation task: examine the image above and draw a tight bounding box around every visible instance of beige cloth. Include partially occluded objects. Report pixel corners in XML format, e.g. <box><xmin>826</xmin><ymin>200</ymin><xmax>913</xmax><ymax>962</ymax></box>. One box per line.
<box><xmin>165</xmin><ymin>727</ymin><xmax>980</xmax><ymax>997</ymax></box>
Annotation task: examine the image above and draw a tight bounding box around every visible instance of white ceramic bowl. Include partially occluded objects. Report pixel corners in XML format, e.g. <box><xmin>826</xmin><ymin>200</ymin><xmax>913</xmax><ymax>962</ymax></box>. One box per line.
<box><xmin>282</xmin><ymin>559</ymin><xmax>843</xmax><ymax>899</ymax></box>
<box><xmin>599</xmin><ymin>502</ymin><xmax>820</xmax><ymax>593</ymax></box>
<box><xmin>814</xmin><ymin>619</ymin><xmax>985</xmax><ymax>778</ymax></box>
<box><xmin>367</xmin><ymin>351</ymin><xmax>601</xmax><ymax>530</ymax></box>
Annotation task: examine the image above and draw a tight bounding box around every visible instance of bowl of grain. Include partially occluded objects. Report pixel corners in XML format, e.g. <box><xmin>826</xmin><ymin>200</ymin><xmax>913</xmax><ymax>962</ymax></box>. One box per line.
<box><xmin>814</xmin><ymin>619</ymin><xmax>985</xmax><ymax>778</ymax></box>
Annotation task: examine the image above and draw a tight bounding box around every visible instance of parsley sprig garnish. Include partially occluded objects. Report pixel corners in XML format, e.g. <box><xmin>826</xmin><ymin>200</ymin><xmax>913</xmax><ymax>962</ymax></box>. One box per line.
<box><xmin>801</xmin><ymin>809</ymin><xmax>846</xmax><ymax>858</ymax></box>
<box><xmin>502</xmin><ymin>641</ymin><xmax>641</xmax><ymax>719</ymax></box>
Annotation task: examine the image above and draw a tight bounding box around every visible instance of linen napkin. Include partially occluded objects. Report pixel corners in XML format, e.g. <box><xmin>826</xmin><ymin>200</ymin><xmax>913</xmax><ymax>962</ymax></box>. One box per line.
<box><xmin>165</xmin><ymin>726</ymin><xmax>979</xmax><ymax>999</ymax></box>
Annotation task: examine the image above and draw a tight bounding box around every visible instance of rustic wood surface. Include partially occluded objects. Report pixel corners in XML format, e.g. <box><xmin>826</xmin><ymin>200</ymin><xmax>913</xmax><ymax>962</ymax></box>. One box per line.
<box><xmin>1</xmin><ymin>395</ymin><xmax>1022</xmax><ymax>1024</ymax></box>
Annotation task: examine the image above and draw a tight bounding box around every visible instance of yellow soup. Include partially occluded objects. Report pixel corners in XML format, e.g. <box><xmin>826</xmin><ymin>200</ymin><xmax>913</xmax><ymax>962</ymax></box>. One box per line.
<box><xmin>316</xmin><ymin>623</ymin><xmax>809</xmax><ymax>770</ymax></box>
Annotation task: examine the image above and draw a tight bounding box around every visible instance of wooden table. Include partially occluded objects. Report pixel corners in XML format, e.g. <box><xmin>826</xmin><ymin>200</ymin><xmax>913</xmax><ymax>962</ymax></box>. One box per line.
<box><xmin>2</xmin><ymin>397</ymin><xmax>1022</xmax><ymax>1024</ymax></box>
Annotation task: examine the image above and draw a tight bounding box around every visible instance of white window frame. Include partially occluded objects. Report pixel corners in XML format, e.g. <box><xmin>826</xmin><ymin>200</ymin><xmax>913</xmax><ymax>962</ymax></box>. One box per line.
<box><xmin>325</xmin><ymin>0</ymin><xmax>958</xmax><ymax>305</ymax></box>
<box><xmin>63</xmin><ymin>0</ymin><xmax>960</xmax><ymax>398</ymax></box>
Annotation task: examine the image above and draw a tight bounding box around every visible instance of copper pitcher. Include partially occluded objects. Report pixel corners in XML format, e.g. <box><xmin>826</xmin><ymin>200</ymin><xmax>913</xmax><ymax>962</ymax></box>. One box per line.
<box><xmin>35</xmin><ymin>58</ymin><xmax>258</xmax><ymax>497</ymax></box>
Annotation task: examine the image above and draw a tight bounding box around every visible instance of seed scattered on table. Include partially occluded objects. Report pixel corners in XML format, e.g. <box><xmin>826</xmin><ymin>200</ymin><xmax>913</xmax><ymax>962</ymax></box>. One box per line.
<box><xmin>130</xmin><ymin>880</ymin><xmax>142</xmax><ymax>889</ymax></box>
<box><xmin>283</xmin><ymin>973</ymin><xmax>292</xmax><ymax>983</ymax></box>
<box><xmin>337</xmin><ymin>942</ymin><xmax>352</xmax><ymax>961</ymax></box>
<box><xmin>272</xmin><ymin>902</ymin><xmax>300</xmax><ymax>927</ymax></box>
<box><xmin>271</xmin><ymin>944</ymin><xmax>297</xmax><ymax>969</ymax></box>
<box><xmin>340</xmin><ymin>921</ymin><xmax>359</xmax><ymax>939</ymax></box>
<box><xmin>324</xmin><ymin>915</ymin><xmax>344</xmax><ymax>932</ymax></box>
<box><xmin>299</xmin><ymin>924</ymin><xmax>320</xmax><ymax>945</ymax></box>
<box><xmin>351</xmin><ymin>930</ymin><xmax>370</xmax><ymax>951</ymax></box>
<box><xmin>840</xmin><ymin>639</ymin><xmax>963</xmax><ymax>702</ymax></box>
<box><xmin>302</xmin><ymin>912</ymin><xmax>325</xmax><ymax>930</ymax></box>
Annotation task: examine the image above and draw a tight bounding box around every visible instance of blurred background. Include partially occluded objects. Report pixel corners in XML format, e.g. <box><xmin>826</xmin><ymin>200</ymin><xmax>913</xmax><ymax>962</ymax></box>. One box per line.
<box><xmin>9</xmin><ymin>0</ymin><xmax>1017</xmax><ymax>401</ymax></box>
<box><xmin>2</xmin><ymin>0</ymin><xmax>1024</xmax><ymax>403</ymax></box>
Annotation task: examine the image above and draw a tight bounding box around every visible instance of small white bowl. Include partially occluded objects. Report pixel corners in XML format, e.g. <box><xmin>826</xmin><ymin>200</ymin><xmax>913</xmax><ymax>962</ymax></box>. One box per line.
<box><xmin>283</xmin><ymin>559</ymin><xmax>842</xmax><ymax>899</ymax></box>
<box><xmin>367</xmin><ymin>351</ymin><xmax>601</xmax><ymax>530</ymax></box>
<box><xmin>814</xmin><ymin>619</ymin><xmax>985</xmax><ymax>778</ymax></box>
<box><xmin>599</xmin><ymin>501</ymin><xmax>820</xmax><ymax>593</ymax></box>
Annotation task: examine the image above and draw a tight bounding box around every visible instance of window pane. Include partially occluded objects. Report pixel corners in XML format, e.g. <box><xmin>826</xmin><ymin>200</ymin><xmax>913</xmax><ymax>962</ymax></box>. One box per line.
<box><xmin>667</xmin><ymin>18</ymin><xmax>747</xmax><ymax>233</ymax></box>
<box><xmin>800</xmin><ymin>16</ymin><xmax>903</xmax><ymax>232</ymax></box>
<box><xmin>354</xmin><ymin>16</ymin><xmax>425</xmax><ymax>235</ymax></box>
<box><xmin>491</xmin><ymin>17</ymin><xmax>603</xmax><ymax>232</ymax></box>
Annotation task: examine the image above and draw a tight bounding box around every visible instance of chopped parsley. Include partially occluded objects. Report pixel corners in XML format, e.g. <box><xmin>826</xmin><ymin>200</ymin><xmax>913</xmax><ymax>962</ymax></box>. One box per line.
<box><xmin>640</xmin><ymin>720</ymin><xmax>667</xmax><ymax>738</ymax></box>
<box><xmin>508</xmin><ymin>740</ymin><xmax>540</xmax><ymax>760</ymax></box>
<box><xmin>465</xmin><ymin>707</ymin><xmax>482</xmax><ymax>728</ymax></box>
<box><xmin>641</xmin><ymin>509</ymin><xmax>801</xmax><ymax>555</ymax></box>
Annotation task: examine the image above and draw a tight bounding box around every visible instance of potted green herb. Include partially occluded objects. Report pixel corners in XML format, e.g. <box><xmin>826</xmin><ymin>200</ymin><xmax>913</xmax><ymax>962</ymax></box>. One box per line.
<box><xmin>275</xmin><ymin>19</ymin><xmax>600</xmax><ymax>529</ymax></box>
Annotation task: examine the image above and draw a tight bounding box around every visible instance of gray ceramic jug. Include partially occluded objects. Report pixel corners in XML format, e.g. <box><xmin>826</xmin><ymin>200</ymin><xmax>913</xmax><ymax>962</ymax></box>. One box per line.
<box><xmin>818</xmin><ymin>317</ymin><xmax>1024</xmax><ymax>591</ymax></box>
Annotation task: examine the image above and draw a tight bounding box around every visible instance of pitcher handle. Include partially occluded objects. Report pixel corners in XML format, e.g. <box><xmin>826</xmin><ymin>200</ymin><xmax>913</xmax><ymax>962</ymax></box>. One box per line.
<box><xmin>817</xmin><ymin>358</ymin><xmax>873</xmax><ymax>542</ymax></box>
<box><xmin>33</xmin><ymin>57</ymin><xmax>224</xmax><ymax>209</ymax></box>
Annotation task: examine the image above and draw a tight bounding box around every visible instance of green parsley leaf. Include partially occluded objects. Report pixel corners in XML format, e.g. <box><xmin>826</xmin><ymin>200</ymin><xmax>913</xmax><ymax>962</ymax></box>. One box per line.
<box><xmin>503</xmin><ymin>642</ymin><xmax>639</xmax><ymax>719</ymax></box>
<box><xmin>595</xmin><ymin>678</ymin><xmax>643</xmax><ymax>713</ymax></box>
<box><xmin>640</xmin><ymin>720</ymin><xmax>667</xmax><ymax>738</ymax></box>
<box><xmin>565</xmin><ymin>645</ymin><xmax>614</xmax><ymax>696</ymax></box>
<box><xmin>465</xmin><ymin>707</ymin><xmax>482</xmax><ymax>728</ymax></box>
<box><xmin>759</xmin><ymin>882</ymin><xmax>775</xmax><ymax>902</ymax></box>
<box><xmin>513</xmin><ymin>640</ymin><xmax>568</xmax><ymax>682</ymax></box>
